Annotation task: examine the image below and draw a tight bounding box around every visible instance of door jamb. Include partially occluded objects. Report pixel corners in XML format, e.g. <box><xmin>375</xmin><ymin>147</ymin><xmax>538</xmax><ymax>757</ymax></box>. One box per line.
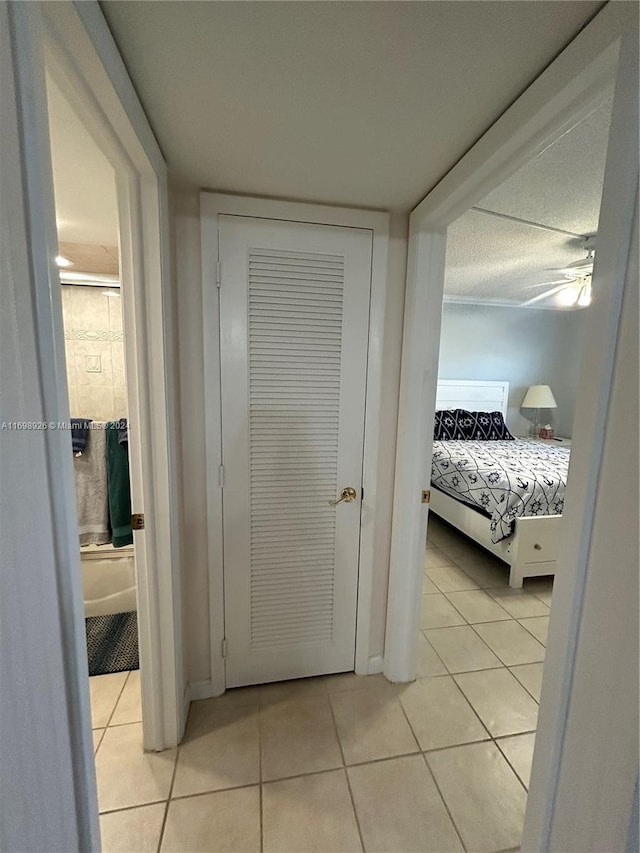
<box><xmin>24</xmin><ymin>1</ymin><xmax>185</xmax><ymax>750</ymax></box>
<box><xmin>385</xmin><ymin>2</ymin><xmax>637</xmax><ymax>849</ymax></box>
<box><xmin>200</xmin><ymin>192</ymin><xmax>389</xmax><ymax>697</ymax></box>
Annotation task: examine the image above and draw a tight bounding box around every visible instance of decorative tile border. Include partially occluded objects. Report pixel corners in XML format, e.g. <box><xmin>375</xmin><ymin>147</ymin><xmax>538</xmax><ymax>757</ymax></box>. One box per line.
<box><xmin>64</xmin><ymin>328</ymin><xmax>123</xmax><ymax>342</ymax></box>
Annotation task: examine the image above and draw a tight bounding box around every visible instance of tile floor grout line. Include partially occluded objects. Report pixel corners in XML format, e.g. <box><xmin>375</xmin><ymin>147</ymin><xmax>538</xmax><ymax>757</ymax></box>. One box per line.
<box><xmin>508</xmin><ymin>671</ymin><xmax>541</xmax><ymax>705</ymax></box>
<box><xmin>421</xmin><ymin>750</ymin><xmax>470</xmax><ymax>853</ymax></box>
<box><xmin>92</xmin><ymin>727</ymin><xmax>107</xmax><ymax>755</ymax></box>
<box><xmin>516</xmin><ymin>616</ymin><xmax>550</xmax><ymax>646</ymax></box>
<box><xmin>257</xmin><ymin>699</ymin><xmax>264</xmax><ymax>853</ymax></box>
<box><xmin>494</xmin><ymin>738</ymin><xmax>531</xmax><ymax>794</ymax></box>
<box><xmin>99</xmin><ymin>798</ymin><xmax>167</xmax><ymax>817</ymax></box>
<box><xmin>156</xmin><ymin>711</ymin><xmax>183</xmax><ymax>853</ymax></box>
<box><xmin>101</xmin><ymin>669</ymin><xmax>132</xmax><ymax>731</ymax></box>
<box><xmin>418</xmin><ymin>632</ymin><xmax>449</xmax><ymax>675</ymax></box>
<box><xmin>102</xmin><ymin>717</ymin><xmax>143</xmax><ymax>730</ymax></box>
<box><xmin>395</xmin><ymin>685</ymin><xmax>472</xmax><ymax>853</ymax></box>
<box><xmin>325</xmin><ymin>685</ymin><xmax>367</xmax><ymax>852</ymax></box>
<box><xmin>441</xmin><ymin>589</ymin><xmax>514</xmax><ymax>622</ymax></box>
<box><xmin>466</xmin><ymin>620</ymin><xmax>545</xmax><ymax>669</ymax></box>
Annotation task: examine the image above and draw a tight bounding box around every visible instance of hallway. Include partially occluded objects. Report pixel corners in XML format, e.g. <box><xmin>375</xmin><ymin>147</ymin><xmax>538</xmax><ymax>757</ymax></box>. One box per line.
<box><xmin>93</xmin><ymin>516</ymin><xmax>550</xmax><ymax>852</ymax></box>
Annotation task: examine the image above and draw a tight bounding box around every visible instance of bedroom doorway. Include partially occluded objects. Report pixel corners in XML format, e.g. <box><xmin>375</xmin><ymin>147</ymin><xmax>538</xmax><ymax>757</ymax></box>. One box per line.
<box><xmin>385</xmin><ymin>5</ymin><xmax>637</xmax><ymax>851</ymax></box>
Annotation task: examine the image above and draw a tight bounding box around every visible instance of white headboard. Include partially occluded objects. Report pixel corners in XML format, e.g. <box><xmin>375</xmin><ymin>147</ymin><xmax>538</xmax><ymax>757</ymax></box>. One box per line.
<box><xmin>436</xmin><ymin>380</ymin><xmax>509</xmax><ymax>417</ymax></box>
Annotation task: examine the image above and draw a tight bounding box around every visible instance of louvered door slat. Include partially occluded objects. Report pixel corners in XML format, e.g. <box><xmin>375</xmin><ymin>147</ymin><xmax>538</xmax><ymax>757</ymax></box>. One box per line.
<box><xmin>248</xmin><ymin>242</ymin><xmax>342</xmax><ymax>650</ymax></box>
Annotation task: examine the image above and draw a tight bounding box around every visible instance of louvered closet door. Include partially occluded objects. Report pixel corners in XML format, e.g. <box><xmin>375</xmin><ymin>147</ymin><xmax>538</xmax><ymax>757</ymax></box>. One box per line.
<box><xmin>219</xmin><ymin>215</ymin><xmax>372</xmax><ymax>687</ymax></box>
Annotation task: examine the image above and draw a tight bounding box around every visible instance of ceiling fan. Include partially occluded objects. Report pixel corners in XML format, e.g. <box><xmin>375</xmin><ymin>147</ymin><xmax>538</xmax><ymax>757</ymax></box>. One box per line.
<box><xmin>523</xmin><ymin>235</ymin><xmax>596</xmax><ymax>307</ymax></box>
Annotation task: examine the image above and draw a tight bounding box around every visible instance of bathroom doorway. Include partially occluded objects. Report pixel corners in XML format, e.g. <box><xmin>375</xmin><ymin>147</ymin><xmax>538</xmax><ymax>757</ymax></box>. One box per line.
<box><xmin>34</xmin><ymin>0</ymin><xmax>184</xmax><ymax>756</ymax></box>
<box><xmin>46</xmin><ymin>74</ymin><xmax>141</xmax><ymax>740</ymax></box>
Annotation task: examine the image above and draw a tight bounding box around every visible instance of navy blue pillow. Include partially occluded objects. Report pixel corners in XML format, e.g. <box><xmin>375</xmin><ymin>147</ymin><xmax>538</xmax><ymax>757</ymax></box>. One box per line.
<box><xmin>433</xmin><ymin>410</ymin><xmax>466</xmax><ymax>440</ymax></box>
<box><xmin>458</xmin><ymin>410</ymin><xmax>514</xmax><ymax>441</ymax></box>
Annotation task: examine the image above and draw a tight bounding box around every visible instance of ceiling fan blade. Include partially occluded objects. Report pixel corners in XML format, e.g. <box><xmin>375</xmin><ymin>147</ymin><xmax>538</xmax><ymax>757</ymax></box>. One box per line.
<box><xmin>522</xmin><ymin>283</ymin><xmax>571</xmax><ymax>306</ymax></box>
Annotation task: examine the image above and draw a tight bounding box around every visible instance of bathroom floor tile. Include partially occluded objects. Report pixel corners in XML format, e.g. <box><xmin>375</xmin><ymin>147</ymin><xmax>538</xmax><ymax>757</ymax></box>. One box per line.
<box><xmin>172</xmin><ymin>702</ymin><xmax>260</xmax><ymax>797</ymax></box>
<box><xmin>454</xmin><ymin>668</ymin><xmax>539</xmax><ymax>737</ymax></box>
<box><xmin>348</xmin><ymin>755</ymin><xmax>463</xmax><ymax>852</ymax></box>
<box><xmin>446</xmin><ymin>589</ymin><xmax>511</xmax><ymax>623</ymax></box>
<box><xmin>100</xmin><ymin>803</ymin><xmax>165</xmax><ymax>853</ymax></box>
<box><xmin>89</xmin><ymin>672</ymin><xmax>128</xmax><ymax>728</ymax></box>
<box><xmin>519</xmin><ymin>615</ymin><xmax>550</xmax><ymax>645</ymax></box>
<box><xmin>474</xmin><ymin>621</ymin><xmax>546</xmax><ymax>666</ymax></box>
<box><xmin>95</xmin><ymin>722</ymin><xmax>176</xmax><ymax>812</ymax></box>
<box><xmin>425</xmin><ymin>626</ymin><xmax>503</xmax><ymax>673</ymax></box>
<box><xmin>161</xmin><ymin>787</ymin><xmax>260</xmax><ymax>853</ymax></box>
<box><xmin>427</xmin><ymin>741</ymin><xmax>527</xmax><ymax>853</ymax></box>
<box><xmin>330</xmin><ymin>683</ymin><xmax>418</xmax><ymax>764</ymax></box>
<box><xmin>263</xmin><ymin>770</ymin><xmax>361</xmax><ymax>853</ymax></box>
<box><xmin>398</xmin><ymin>675</ymin><xmax>488</xmax><ymax>751</ymax></box>
<box><xmin>497</xmin><ymin>732</ymin><xmax>537</xmax><ymax>789</ymax></box>
<box><xmin>421</xmin><ymin>593</ymin><xmax>466</xmax><ymax>629</ymax></box>
<box><xmin>260</xmin><ymin>694</ymin><xmax>342</xmax><ymax>781</ymax></box>
<box><xmin>110</xmin><ymin>671</ymin><xmax>142</xmax><ymax>726</ymax></box>
<box><xmin>510</xmin><ymin>663</ymin><xmax>545</xmax><ymax>702</ymax></box>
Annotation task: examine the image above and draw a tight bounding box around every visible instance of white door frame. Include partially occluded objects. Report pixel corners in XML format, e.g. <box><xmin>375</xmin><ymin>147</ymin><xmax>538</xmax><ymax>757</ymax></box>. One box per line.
<box><xmin>385</xmin><ymin>2</ymin><xmax>638</xmax><ymax>850</ymax></box>
<box><xmin>11</xmin><ymin>1</ymin><xmax>185</xmax><ymax>751</ymax></box>
<box><xmin>200</xmin><ymin>193</ymin><xmax>389</xmax><ymax>697</ymax></box>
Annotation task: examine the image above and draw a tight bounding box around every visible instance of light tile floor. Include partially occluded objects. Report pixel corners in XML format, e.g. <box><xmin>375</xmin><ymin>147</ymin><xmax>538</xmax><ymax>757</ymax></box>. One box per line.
<box><xmin>91</xmin><ymin>515</ymin><xmax>553</xmax><ymax>852</ymax></box>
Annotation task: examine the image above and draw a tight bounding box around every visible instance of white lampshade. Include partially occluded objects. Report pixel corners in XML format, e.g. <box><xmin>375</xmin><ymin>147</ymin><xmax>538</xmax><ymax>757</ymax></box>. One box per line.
<box><xmin>521</xmin><ymin>384</ymin><xmax>557</xmax><ymax>409</ymax></box>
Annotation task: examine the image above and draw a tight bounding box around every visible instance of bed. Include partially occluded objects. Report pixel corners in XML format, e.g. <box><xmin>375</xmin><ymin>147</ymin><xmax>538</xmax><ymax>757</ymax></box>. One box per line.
<box><xmin>430</xmin><ymin>380</ymin><xmax>569</xmax><ymax>588</ymax></box>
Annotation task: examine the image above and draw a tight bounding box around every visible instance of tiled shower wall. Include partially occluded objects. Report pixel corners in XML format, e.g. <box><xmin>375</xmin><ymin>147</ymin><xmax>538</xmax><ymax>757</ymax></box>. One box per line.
<box><xmin>62</xmin><ymin>285</ymin><xmax>128</xmax><ymax>421</ymax></box>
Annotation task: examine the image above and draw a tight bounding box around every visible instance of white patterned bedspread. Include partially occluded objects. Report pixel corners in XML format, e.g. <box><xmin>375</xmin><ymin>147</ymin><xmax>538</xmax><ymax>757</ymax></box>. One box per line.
<box><xmin>431</xmin><ymin>439</ymin><xmax>570</xmax><ymax>543</ymax></box>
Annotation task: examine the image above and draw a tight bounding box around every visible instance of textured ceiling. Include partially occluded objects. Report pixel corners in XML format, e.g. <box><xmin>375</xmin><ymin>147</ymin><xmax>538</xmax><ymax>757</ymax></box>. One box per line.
<box><xmin>100</xmin><ymin>1</ymin><xmax>602</xmax><ymax>211</ymax></box>
<box><xmin>46</xmin><ymin>76</ymin><xmax>119</xmax><ymax>245</ymax></box>
<box><xmin>445</xmin><ymin>98</ymin><xmax>613</xmax><ymax>308</ymax></box>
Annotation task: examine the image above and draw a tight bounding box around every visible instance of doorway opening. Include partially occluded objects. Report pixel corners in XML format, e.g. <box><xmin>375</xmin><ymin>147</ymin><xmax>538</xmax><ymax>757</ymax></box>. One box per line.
<box><xmin>412</xmin><ymin>91</ymin><xmax>614</xmax><ymax>851</ymax></box>
<box><xmin>385</xmin><ymin>8</ymin><xmax>637</xmax><ymax>849</ymax></box>
<box><xmin>46</xmin><ymin>74</ymin><xmax>142</xmax><ymax>742</ymax></box>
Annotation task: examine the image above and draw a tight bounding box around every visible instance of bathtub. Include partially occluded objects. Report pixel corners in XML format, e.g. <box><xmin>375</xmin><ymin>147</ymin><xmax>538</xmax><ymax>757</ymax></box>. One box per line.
<box><xmin>81</xmin><ymin>543</ymin><xmax>136</xmax><ymax>618</ymax></box>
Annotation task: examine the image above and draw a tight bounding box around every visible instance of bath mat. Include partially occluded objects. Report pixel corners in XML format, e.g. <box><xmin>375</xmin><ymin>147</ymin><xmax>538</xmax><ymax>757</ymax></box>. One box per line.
<box><xmin>85</xmin><ymin>611</ymin><xmax>139</xmax><ymax>676</ymax></box>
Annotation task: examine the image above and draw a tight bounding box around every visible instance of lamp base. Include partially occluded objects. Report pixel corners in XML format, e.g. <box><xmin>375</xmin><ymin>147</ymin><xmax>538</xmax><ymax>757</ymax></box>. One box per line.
<box><xmin>529</xmin><ymin>410</ymin><xmax>540</xmax><ymax>437</ymax></box>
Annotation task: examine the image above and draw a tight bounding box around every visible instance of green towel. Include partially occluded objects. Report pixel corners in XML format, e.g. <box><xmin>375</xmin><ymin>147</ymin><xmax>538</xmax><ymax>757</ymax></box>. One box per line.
<box><xmin>106</xmin><ymin>422</ymin><xmax>133</xmax><ymax>548</ymax></box>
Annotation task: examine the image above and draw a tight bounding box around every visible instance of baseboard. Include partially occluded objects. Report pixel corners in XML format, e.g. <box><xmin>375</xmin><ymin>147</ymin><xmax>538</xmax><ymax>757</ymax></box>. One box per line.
<box><xmin>188</xmin><ymin>679</ymin><xmax>218</xmax><ymax>702</ymax></box>
<box><xmin>188</xmin><ymin>661</ymin><xmax>384</xmax><ymax>700</ymax></box>
<box><xmin>368</xmin><ymin>655</ymin><xmax>384</xmax><ymax>675</ymax></box>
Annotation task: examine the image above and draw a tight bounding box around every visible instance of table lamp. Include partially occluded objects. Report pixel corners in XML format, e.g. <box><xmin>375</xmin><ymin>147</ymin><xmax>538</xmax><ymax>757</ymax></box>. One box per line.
<box><xmin>521</xmin><ymin>384</ymin><xmax>557</xmax><ymax>437</ymax></box>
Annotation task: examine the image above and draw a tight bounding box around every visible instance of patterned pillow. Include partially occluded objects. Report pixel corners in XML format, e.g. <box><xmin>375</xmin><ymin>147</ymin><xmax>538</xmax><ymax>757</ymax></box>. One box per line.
<box><xmin>458</xmin><ymin>410</ymin><xmax>515</xmax><ymax>441</ymax></box>
<box><xmin>433</xmin><ymin>409</ymin><xmax>467</xmax><ymax>440</ymax></box>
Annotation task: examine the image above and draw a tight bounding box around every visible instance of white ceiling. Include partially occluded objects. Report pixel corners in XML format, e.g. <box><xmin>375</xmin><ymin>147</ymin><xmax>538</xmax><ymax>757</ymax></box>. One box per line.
<box><xmin>46</xmin><ymin>76</ymin><xmax>119</xmax><ymax>245</ymax></box>
<box><xmin>445</xmin><ymin>97</ymin><xmax>613</xmax><ymax>307</ymax></box>
<box><xmin>100</xmin><ymin>1</ymin><xmax>602</xmax><ymax>211</ymax></box>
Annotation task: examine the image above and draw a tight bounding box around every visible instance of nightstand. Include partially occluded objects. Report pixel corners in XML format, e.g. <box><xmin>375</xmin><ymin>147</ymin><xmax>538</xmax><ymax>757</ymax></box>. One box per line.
<box><xmin>523</xmin><ymin>436</ymin><xmax>572</xmax><ymax>447</ymax></box>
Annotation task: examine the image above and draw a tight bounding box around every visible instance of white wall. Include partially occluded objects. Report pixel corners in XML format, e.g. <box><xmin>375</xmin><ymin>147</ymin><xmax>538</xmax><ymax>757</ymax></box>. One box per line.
<box><xmin>170</xmin><ymin>188</ymin><xmax>407</xmax><ymax>683</ymax></box>
<box><xmin>438</xmin><ymin>302</ymin><xmax>587</xmax><ymax>437</ymax></box>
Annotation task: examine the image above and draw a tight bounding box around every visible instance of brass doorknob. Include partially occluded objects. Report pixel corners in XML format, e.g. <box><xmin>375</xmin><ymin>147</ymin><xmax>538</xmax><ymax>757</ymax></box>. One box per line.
<box><xmin>329</xmin><ymin>487</ymin><xmax>357</xmax><ymax>506</ymax></box>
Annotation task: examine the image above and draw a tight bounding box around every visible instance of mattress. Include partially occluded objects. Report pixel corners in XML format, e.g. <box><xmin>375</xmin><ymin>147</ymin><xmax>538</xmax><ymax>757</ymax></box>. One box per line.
<box><xmin>431</xmin><ymin>438</ymin><xmax>570</xmax><ymax>543</ymax></box>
